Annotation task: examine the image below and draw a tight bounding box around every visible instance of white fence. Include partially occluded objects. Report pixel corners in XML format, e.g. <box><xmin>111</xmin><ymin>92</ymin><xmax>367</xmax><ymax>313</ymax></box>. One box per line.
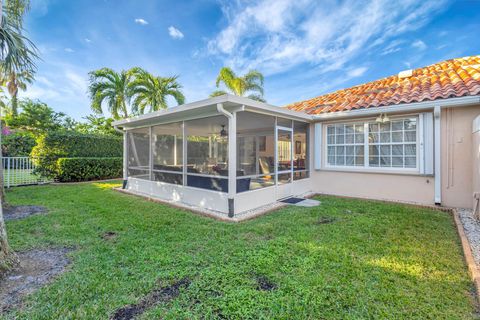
<box><xmin>2</xmin><ymin>157</ymin><xmax>51</xmax><ymax>188</ymax></box>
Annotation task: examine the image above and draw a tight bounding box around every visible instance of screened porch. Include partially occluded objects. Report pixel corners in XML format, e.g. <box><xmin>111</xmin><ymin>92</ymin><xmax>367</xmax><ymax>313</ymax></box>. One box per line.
<box><xmin>120</xmin><ymin>98</ymin><xmax>311</xmax><ymax>217</ymax></box>
<box><xmin>127</xmin><ymin>111</ymin><xmax>308</xmax><ymax>193</ymax></box>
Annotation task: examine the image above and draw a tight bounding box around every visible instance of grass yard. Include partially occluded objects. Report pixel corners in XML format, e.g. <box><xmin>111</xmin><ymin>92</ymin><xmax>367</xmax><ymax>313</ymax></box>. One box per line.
<box><xmin>4</xmin><ymin>181</ymin><xmax>477</xmax><ymax>319</ymax></box>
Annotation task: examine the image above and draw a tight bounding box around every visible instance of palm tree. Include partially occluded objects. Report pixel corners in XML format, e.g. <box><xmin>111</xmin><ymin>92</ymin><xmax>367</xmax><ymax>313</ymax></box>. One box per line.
<box><xmin>0</xmin><ymin>0</ymin><xmax>37</xmax><ymax>272</ymax></box>
<box><xmin>1</xmin><ymin>69</ymin><xmax>33</xmax><ymax>116</ymax></box>
<box><xmin>210</xmin><ymin>67</ymin><xmax>265</xmax><ymax>102</ymax></box>
<box><xmin>128</xmin><ymin>68</ymin><xmax>185</xmax><ymax>114</ymax></box>
<box><xmin>88</xmin><ymin>68</ymin><xmax>134</xmax><ymax>119</ymax></box>
<box><xmin>0</xmin><ymin>0</ymin><xmax>37</xmax><ymax>75</ymax></box>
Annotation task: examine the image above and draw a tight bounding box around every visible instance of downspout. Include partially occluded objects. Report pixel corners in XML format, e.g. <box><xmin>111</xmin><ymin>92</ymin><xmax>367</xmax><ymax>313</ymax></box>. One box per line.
<box><xmin>114</xmin><ymin>126</ymin><xmax>128</xmax><ymax>189</ymax></box>
<box><xmin>217</xmin><ymin>103</ymin><xmax>236</xmax><ymax>217</ymax></box>
<box><xmin>434</xmin><ymin>106</ymin><xmax>441</xmax><ymax>205</ymax></box>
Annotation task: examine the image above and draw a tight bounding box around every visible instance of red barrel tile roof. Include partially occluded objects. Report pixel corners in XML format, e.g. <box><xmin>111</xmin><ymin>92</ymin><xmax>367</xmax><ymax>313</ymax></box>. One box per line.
<box><xmin>285</xmin><ymin>55</ymin><xmax>480</xmax><ymax>114</ymax></box>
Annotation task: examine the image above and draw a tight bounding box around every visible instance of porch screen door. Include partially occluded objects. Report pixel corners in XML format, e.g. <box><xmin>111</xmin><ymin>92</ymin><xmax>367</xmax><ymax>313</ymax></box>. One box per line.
<box><xmin>276</xmin><ymin>127</ymin><xmax>293</xmax><ymax>199</ymax></box>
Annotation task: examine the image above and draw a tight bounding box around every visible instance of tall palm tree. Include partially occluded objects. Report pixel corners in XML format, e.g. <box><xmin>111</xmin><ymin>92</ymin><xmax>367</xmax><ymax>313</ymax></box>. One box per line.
<box><xmin>88</xmin><ymin>68</ymin><xmax>134</xmax><ymax>119</ymax></box>
<box><xmin>128</xmin><ymin>68</ymin><xmax>185</xmax><ymax>114</ymax></box>
<box><xmin>0</xmin><ymin>0</ymin><xmax>37</xmax><ymax>75</ymax></box>
<box><xmin>1</xmin><ymin>69</ymin><xmax>33</xmax><ymax>116</ymax></box>
<box><xmin>0</xmin><ymin>0</ymin><xmax>37</xmax><ymax>272</ymax></box>
<box><xmin>210</xmin><ymin>67</ymin><xmax>265</xmax><ymax>102</ymax></box>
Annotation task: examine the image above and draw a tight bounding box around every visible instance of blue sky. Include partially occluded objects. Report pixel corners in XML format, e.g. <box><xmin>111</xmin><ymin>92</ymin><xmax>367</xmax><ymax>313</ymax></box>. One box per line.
<box><xmin>23</xmin><ymin>0</ymin><xmax>480</xmax><ymax>120</ymax></box>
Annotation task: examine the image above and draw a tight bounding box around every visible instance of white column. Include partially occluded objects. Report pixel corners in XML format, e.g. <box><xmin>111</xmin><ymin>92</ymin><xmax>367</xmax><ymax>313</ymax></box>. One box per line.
<box><xmin>434</xmin><ymin>106</ymin><xmax>441</xmax><ymax>204</ymax></box>
<box><xmin>149</xmin><ymin>126</ymin><xmax>153</xmax><ymax>181</ymax></box>
<box><xmin>182</xmin><ymin>121</ymin><xmax>187</xmax><ymax>186</ymax></box>
<box><xmin>228</xmin><ymin>112</ymin><xmax>237</xmax><ymax>197</ymax></box>
<box><xmin>314</xmin><ymin>123</ymin><xmax>322</xmax><ymax>170</ymax></box>
<box><xmin>123</xmin><ymin>131</ymin><xmax>128</xmax><ymax>181</ymax></box>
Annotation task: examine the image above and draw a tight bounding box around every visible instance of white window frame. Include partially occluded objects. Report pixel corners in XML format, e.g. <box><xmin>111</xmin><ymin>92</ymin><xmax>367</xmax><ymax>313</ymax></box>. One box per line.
<box><xmin>323</xmin><ymin>115</ymin><xmax>422</xmax><ymax>174</ymax></box>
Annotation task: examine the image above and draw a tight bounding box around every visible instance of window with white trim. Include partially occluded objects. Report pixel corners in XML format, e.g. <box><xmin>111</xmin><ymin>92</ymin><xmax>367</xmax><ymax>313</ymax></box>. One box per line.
<box><xmin>326</xmin><ymin>117</ymin><xmax>418</xmax><ymax>170</ymax></box>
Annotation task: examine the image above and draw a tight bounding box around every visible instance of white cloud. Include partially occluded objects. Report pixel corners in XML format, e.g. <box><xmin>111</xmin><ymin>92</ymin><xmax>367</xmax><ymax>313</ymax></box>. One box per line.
<box><xmin>135</xmin><ymin>18</ymin><xmax>148</xmax><ymax>25</ymax></box>
<box><xmin>381</xmin><ymin>39</ymin><xmax>405</xmax><ymax>55</ymax></box>
<box><xmin>207</xmin><ymin>0</ymin><xmax>447</xmax><ymax>75</ymax></box>
<box><xmin>85</xmin><ymin>38</ymin><xmax>92</xmax><ymax>43</ymax></box>
<box><xmin>64</xmin><ymin>48</ymin><xmax>75</xmax><ymax>53</ymax></box>
<box><xmin>347</xmin><ymin>66</ymin><xmax>368</xmax><ymax>78</ymax></box>
<box><xmin>168</xmin><ymin>26</ymin><xmax>184</xmax><ymax>39</ymax></box>
<box><xmin>411</xmin><ymin>39</ymin><xmax>427</xmax><ymax>50</ymax></box>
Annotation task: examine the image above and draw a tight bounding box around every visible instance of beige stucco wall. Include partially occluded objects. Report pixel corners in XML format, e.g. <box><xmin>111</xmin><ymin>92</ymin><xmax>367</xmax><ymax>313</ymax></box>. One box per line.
<box><xmin>472</xmin><ymin>117</ymin><xmax>480</xmax><ymax>211</ymax></box>
<box><xmin>441</xmin><ymin>105</ymin><xmax>480</xmax><ymax>208</ymax></box>
<box><xmin>310</xmin><ymin>170</ymin><xmax>435</xmax><ymax>204</ymax></box>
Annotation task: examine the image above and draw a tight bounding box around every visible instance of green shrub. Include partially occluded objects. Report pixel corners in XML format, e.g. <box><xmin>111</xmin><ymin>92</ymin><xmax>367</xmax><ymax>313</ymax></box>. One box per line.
<box><xmin>2</xmin><ymin>132</ymin><xmax>36</xmax><ymax>156</ymax></box>
<box><xmin>31</xmin><ymin>132</ymin><xmax>122</xmax><ymax>177</ymax></box>
<box><xmin>56</xmin><ymin>157</ymin><xmax>122</xmax><ymax>182</ymax></box>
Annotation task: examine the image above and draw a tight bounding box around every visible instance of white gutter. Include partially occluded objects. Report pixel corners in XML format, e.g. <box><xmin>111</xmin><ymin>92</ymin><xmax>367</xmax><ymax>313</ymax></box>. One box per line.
<box><xmin>216</xmin><ymin>103</ymin><xmax>237</xmax><ymax>216</ymax></box>
<box><xmin>312</xmin><ymin>96</ymin><xmax>480</xmax><ymax>121</ymax></box>
<box><xmin>113</xmin><ymin>94</ymin><xmax>312</xmax><ymax>128</ymax></box>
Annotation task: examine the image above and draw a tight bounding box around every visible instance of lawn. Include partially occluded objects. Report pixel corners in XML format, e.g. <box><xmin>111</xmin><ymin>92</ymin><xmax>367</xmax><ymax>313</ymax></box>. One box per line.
<box><xmin>4</xmin><ymin>181</ymin><xmax>477</xmax><ymax>319</ymax></box>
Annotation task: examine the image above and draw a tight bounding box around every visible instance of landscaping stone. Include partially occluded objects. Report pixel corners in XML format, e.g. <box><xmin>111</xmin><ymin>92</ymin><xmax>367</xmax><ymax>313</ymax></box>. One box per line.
<box><xmin>458</xmin><ymin>208</ymin><xmax>480</xmax><ymax>265</ymax></box>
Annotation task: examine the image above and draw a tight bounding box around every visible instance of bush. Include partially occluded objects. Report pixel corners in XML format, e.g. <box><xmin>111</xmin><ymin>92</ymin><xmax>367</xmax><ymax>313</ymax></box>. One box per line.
<box><xmin>31</xmin><ymin>132</ymin><xmax>123</xmax><ymax>178</ymax></box>
<box><xmin>2</xmin><ymin>132</ymin><xmax>36</xmax><ymax>156</ymax></box>
<box><xmin>56</xmin><ymin>157</ymin><xmax>122</xmax><ymax>182</ymax></box>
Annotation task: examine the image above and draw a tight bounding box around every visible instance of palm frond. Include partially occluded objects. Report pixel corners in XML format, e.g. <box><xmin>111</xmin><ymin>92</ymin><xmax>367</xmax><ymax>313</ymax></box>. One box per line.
<box><xmin>247</xmin><ymin>94</ymin><xmax>266</xmax><ymax>103</ymax></box>
<box><xmin>210</xmin><ymin>90</ymin><xmax>227</xmax><ymax>97</ymax></box>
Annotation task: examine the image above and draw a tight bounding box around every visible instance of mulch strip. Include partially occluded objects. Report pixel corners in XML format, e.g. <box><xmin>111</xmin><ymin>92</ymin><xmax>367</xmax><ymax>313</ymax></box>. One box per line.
<box><xmin>4</xmin><ymin>205</ymin><xmax>48</xmax><ymax>221</ymax></box>
<box><xmin>111</xmin><ymin>278</ymin><xmax>191</xmax><ymax>320</ymax></box>
<box><xmin>0</xmin><ymin>247</ymin><xmax>72</xmax><ymax>314</ymax></box>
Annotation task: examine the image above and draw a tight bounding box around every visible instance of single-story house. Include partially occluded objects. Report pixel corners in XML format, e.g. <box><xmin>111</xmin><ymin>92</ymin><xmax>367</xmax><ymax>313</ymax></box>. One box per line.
<box><xmin>113</xmin><ymin>55</ymin><xmax>480</xmax><ymax>217</ymax></box>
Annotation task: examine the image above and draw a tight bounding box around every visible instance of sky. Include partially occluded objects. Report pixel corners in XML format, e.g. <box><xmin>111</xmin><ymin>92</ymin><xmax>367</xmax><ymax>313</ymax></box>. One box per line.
<box><xmin>21</xmin><ymin>0</ymin><xmax>480</xmax><ymax>120</ymax></box>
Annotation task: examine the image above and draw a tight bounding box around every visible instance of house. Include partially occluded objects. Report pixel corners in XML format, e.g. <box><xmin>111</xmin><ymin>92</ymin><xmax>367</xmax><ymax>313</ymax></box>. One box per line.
<box><xmin>112</xmin><ymin>55</ymin><xmax>480</xmax><ymax>218</ymax></box>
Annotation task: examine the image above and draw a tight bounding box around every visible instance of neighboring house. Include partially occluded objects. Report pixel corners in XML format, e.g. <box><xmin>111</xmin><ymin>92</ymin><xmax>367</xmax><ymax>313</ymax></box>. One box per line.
<box><xmin>113</xmin><ymin>55</ymin><xmax>480</xmax><ymax>217</ymax></box>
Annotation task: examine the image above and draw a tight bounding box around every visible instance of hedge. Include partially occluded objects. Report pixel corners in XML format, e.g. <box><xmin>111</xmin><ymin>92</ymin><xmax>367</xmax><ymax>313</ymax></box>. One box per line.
<box><xmin>31</xmin><ymin>132</ymin><xmax>123</xmax><ymax>178</ymax></box>
<box><xmin>2</xmin><ymin>132</ymin><xmax>36</xmax><ymax>157</ymax></box>
<box><xmin>56</xmin><ymin>157</ymin><xmax>122</xmax><ymax>182</ymax></box>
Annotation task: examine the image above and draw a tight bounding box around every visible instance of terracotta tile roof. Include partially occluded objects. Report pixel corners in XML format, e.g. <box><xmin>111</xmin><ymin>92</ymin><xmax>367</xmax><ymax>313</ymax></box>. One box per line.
<box><xmin>285</xmin><ymin>55</ymin><xmax>480</xmax><ymax>115</ymax></box>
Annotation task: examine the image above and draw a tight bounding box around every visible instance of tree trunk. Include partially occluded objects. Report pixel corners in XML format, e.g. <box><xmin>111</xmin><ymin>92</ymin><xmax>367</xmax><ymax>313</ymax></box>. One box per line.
<box><xmin>11</xmin><ymin>93</ymin><xmax>18</xmax><ymax>116</ymax></box>
<box><xmin>0</xmin><ymin>72</ymin><xmax>17</xmax><ymax>274</ymax></box>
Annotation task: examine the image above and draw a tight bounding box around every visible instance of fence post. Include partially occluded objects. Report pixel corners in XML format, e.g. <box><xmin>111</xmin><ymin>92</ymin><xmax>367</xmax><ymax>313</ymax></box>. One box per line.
<box><xmin>7</xmin><ymin>157</ymin><xmax>10</xmax><ymax>188</ymax></box>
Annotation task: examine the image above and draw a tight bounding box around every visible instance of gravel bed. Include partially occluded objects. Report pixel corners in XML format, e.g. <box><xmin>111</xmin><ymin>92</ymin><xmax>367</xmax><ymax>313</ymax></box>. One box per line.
<box><xmin>458</xmin><ymin>208</ymin><xmax>480</xmax><ymax>265</ymax></box>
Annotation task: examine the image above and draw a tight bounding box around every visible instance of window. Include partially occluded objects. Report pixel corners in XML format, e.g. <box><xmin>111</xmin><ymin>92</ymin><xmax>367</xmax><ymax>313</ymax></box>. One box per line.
<box><xmin>293</xmin><ymin>121</ymin><xmax>309</xmax><ymax>180</ymax></box>
<box><xmin>185</xmin><ymin>116</ymin><xmax>229</xmax><ymax>192</ymax></box>
<box><xmin>127</xmin><ymin>127</ymin><xmax>150</xmax><ymax>179</ymax></box>
<box><xmin>152</xmin><ymin>122</ymin><xmax>183</xmax><ymax>184</ymax></box>
<box><xmin>326</xmin><ymin>117</ymin><xmax>418</xmax><ymax>170</ymax></box>
<box><xmin>236</xmin><ymin>112</ymin><xmax>275</xmax><ymax>193</ymax></box>
<box><xmin>327</xmin><ymin>123</ymin><xmax>364</xmax><ymax>167</ymax></box>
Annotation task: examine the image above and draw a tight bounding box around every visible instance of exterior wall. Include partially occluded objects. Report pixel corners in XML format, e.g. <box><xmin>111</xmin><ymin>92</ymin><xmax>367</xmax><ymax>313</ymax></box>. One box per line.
<box><xmin>310</xmin><ymin>170</ymin><xmax>434</xmax><ymax>204</ymax></box>
<box><xmin>441</xmin><ymin>105</ymin><xmax>480</xmax><ymax>208</ymax></box>
<box><xmin>127</xmin><ymin>177</ymin><xmax>230</xmax><ymax>213</ymax></box>
<box><xmin>309</xmin><ymin>118</ymin><xmax>435</xmax><ymax>205</ymax></box>
<box><xmin>472</xmin><ymin>115</ymin><xmax>480</xmax><ymax>211</ymax></box>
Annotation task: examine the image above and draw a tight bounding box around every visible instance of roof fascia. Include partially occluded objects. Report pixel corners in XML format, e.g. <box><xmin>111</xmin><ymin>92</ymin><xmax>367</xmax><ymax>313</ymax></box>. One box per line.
<box><xmin>311</xmin><ymin>95</ymin><xmax>480</xmax><ymax>121</ymax></box>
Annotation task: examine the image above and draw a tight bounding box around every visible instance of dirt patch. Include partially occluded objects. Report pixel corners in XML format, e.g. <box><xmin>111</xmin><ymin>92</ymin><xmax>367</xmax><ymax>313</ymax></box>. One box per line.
<box><xmin>0</xmin><ymin>247</ymin><xmax>72</xmax><ymax>314</ymax></box>
<box><xmin>111</xmin><ymin>278</ymin><xmax>191</xmax><ymax>320</ymax></box>
<box><xmin>315</xmin><ymin>216</ymin><xmax>338</xmax><ymax>224</ymax></box>
<box><xmin>4</xmin><ymin>205</ymin><xmax>48</xmax><ymax>221</ymax></box>
<box><xmin>255</xmin><ymin>275</ymin><xmax>277</xmax><ymax>291</ymax></box>
<box><xmin>101</xmin><ymin>231</ymin><xmax>118</xmax><ymax>241</ymax></box>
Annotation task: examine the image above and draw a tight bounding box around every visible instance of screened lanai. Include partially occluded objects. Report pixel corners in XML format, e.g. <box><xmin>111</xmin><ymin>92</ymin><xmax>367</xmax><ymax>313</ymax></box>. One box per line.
<box><xmin>114</xmin><ymin>95</ymin><xmax>312</xmax><ymax>217</ymax></box>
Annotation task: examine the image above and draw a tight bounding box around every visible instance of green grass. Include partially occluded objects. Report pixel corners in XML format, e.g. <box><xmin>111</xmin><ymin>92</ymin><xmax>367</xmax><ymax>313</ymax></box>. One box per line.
<box><xmin>4</xmin><ymin>181</ymin><xmax>477</xmax><ymax>319</ymax></box>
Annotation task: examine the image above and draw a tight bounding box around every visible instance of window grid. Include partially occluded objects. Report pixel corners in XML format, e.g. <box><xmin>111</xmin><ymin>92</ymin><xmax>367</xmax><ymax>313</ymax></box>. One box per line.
<box><xmin>327</xmin><ymin>123</ymin><xmax>365</xmax><ymax>167</ymax></box>
<box><xmin>326</xmin><ymin>117</ymin><xmax>418</xmax><ymax>170</ymax></box>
